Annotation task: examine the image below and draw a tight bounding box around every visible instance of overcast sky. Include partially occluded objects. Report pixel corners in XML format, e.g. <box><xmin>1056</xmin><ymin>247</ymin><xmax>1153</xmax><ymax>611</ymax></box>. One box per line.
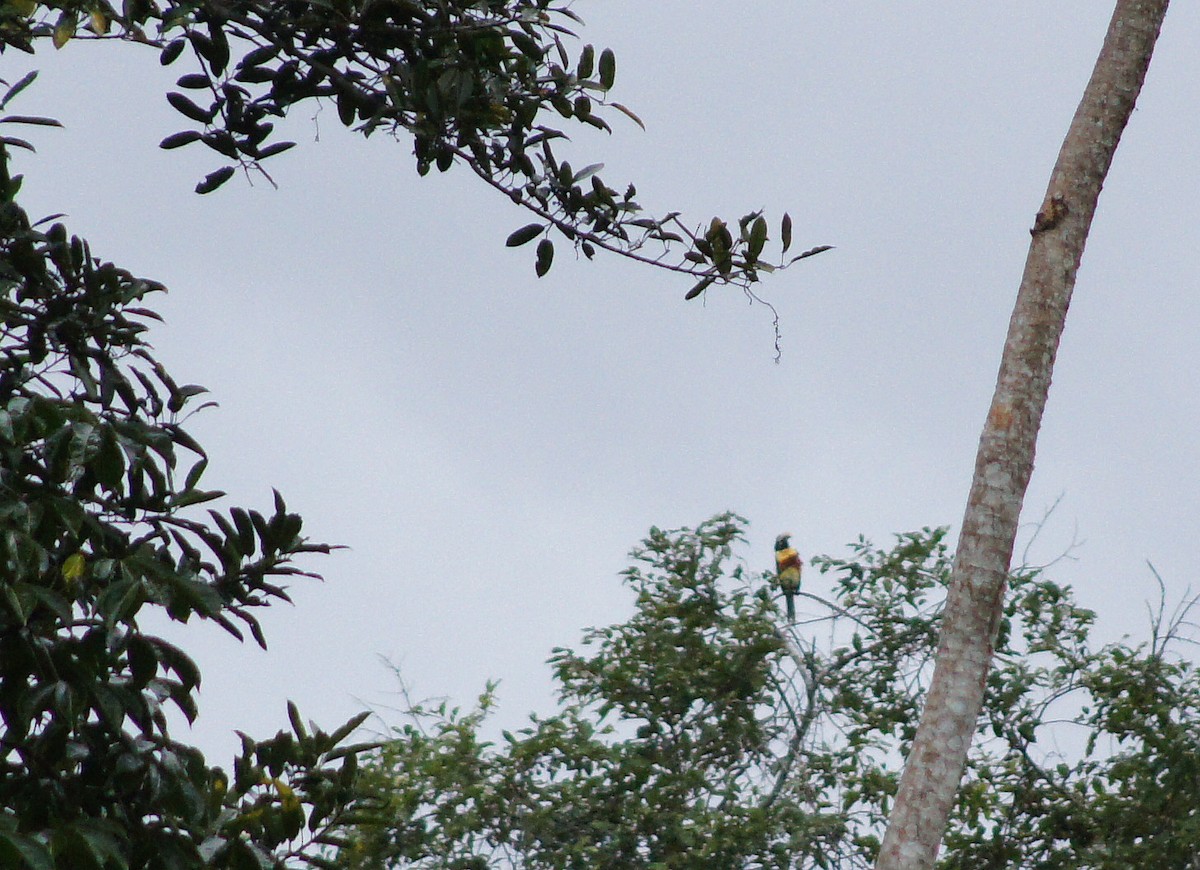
<box><xmin>5</xmin><ymin>2</ymin><xmax>1199</xmax><ymax>761</ymax></box>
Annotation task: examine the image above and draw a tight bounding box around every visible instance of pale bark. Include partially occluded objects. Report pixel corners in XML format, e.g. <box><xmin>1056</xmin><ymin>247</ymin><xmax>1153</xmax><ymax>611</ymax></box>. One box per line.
<box><xmin>875</xmin><ymin>3</ymin><xmax>1171</xmax><ymax>868</ymax></box>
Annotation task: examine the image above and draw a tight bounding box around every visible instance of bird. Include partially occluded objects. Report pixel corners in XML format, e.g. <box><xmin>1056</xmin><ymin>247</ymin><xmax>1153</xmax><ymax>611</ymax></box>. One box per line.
<box><xmin>774</xmin><ymin>534</ymin><xmax>802</xmax><ymax>622</ymax></box>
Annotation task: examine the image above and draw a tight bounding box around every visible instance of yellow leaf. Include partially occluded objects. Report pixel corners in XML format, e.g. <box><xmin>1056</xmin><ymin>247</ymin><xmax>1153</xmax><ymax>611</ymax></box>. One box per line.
<box><xmin>270</xmin><ymin>777</ymin><xmax>301</xmax><ymax>812</ymax></box>
<box><xmin>89</xmin><ymin>9</ymin><xmax>108</xmax><ymax>34</ymax></box>
<box><xmin>52</xmin><ymin>21</ymin><xmax>73</xmax><ymax>48</ymax></box>
<box><xmin>62</xmin><ymin>552</ymin><xmax>86</xmax><ymax>584</ymax></box>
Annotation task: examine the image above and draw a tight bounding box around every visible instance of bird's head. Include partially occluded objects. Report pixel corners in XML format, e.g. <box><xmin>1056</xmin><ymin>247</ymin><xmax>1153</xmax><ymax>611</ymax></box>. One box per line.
<box><xmin>775</xmin><ymin>534</ymin><xmax>791</xmax><ymax>551</ymax></box>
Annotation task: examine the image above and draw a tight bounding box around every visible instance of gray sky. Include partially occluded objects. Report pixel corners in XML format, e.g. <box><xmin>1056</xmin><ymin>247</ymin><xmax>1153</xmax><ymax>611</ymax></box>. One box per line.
<box><xmin>6</xmin><ymin>1</ymin><xmax>1199</xmax><ymax>761</ymax></box>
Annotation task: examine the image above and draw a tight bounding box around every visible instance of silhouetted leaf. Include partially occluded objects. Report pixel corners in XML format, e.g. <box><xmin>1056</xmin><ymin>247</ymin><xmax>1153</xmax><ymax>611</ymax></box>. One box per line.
<box><xmin>0</xmin><ymin>71</ymin><xmax>38</xmax><ymax>109</ymax></box>
<box><xmin>535</xmin><ymin>238</ymin><xmax>554</xmax><ymax>277</ymax></box>
<box><xmin>176</xmin><ymin>73</ymin><xmax>210</xmax><ymax>89</ymax></box>
<box><xmin>577</xmin><ymin>44</ymin><xmax>595</xmax><ymax>79</ymax></box>
<box><xmin>598</xmin><ymin>48</ymin><xmax>616</xmax><ymax>90</ymax></box>
<box><xmin>194</xmin><ymin>166</ymin><xmax>235</xmax><ymax>194</ymax></box>
<box><xmin>159</xmin><ymin>130</ymin><xmax>202</xmax><ymax>149</ymax></box>
<box><xmin>609</xmin><ymin>102</ymin><xmax>644</xmax><ymax>130</ymax></box>
<box><xmin>0</xmin><ymin>115</ymin><xmax>62</xmax><ymax>128</ymax></box>
<box><xmin>166</xmin><ymin>92</ymin><xmax>214</xmax><ymax>124</ymax></box>
<box><xmin>506</xmin><ymin>223</ymin><xmax>543</xmax><ymax>247</ymax></box>
<box><xmin>748</xmin><ymin>216</ymin><xmax>768</xmax><ymax>261</ymax></box>
<box><xmin>685</xmin><ymin>276</ymin><xmax>715</xmax><ymax>300</ymax></box>
<box><xmin>789</xmin><ymin>244</ymin><xmax>833</xmax><ymax>263</ymax></box>
<box><xmin>255</xmin><ymin>141</ymin><xmax>296</xmax><ymax>159</ymax></box>
<box><xmin>159</xmin><ymin>38</ymin><xmax>185</xmax><ymax>65</ymax></box>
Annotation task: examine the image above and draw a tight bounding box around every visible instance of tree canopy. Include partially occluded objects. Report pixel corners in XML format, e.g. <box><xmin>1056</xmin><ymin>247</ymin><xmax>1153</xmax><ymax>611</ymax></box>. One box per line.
<box><xmin>1</xmin><ymin>0</ymin><xmax>826</xmax><ymax>301</ymax></box>
<box><xmin>0</xmin><ymin>81</ymin><xmax>382</xmax><ymax>866</ymax></box>
<box><xmin>3</xmin><ymin>1</ymin><xmax>1189</xmax><ymax>867</ymax></box>
<box><xmin>0</xmin><ymin>0</ymin><xmax>834</xmax><ymax>863</ymax></box>
<box><xmin>332</xmin><ymin>515</ymin><xmax>1200</xmax><ymax>869</ymax></box>
<box><xmin>0</xmin><ymin>0</ymin><xmax>841</xmax><ymax>861</ymax></box>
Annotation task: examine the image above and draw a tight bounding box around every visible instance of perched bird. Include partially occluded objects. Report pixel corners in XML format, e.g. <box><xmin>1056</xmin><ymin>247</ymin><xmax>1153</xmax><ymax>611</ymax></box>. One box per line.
<box><xmin>774</xmin><ymin>534</ymin><xmax>802</xmax><ymax>622</ymax></box>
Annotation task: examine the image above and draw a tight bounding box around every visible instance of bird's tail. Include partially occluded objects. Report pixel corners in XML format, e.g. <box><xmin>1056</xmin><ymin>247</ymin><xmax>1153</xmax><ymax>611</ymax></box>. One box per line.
<box><xmin>785</xmin><ymin>591</ymin><xmax>796</xmax><ymax>622</ymax></box>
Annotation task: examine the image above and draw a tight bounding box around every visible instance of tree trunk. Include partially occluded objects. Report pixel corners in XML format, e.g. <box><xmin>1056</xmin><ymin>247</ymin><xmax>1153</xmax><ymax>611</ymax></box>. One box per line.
<box><xmin>875</xmin><ymin>3</ymin><xmax>1171</xmax><ymax>868</ymax></box>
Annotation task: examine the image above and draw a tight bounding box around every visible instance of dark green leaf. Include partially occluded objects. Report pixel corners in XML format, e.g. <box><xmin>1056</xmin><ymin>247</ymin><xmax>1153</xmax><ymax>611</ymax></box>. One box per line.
<box><xmin>2</xmin><ymin>585</ymin><xmax>34</xmax><ymax>629</ymax></box>
<box><xmin>535</xmin><ymin>238</ymin><xmax>554</xmax><ymax>277</ymax></box>
<box><xmin>175</xmin><ymin>73</ymin><xmax>210</xmax><ymax>89</ymax></box>
<box><xmin>230</xmin><ymin>507</ymin><xmax>256</xmax><ymax>555</ymax></box>
<box><xmin>159</xmin><ymin>130</ymin><xmax>202</xmax><ymax>150</ymax></box>
<box><xmin>167</xmin><ymin>576</ymin><xmax>224</xmax><ymax>619</ymax></box>
<box><xmin>323</xmin><ymin>740</ymin><xmax>385</xmax><ymax>762</ymax></box>
<box><xmin>0</xmin><ymin>71</ymin><xmax>39</xmax><ymax>110</ymax></box>
<box><xmin>0</xmin><ymin>115</ymin><xmax>63</xmax><ymax>128</ymax></box>
<box><xmin>171</xmin><ymin>488</ymin><xmax>225</xmax><ymax>508</ymax></box>
<box><xmin>0</xmin><ymin>828</ymin><xmax>53</xmax><ymax>870</ymax></box>
<box><xmin>249</xmin><ymin>509</ymin><xmax>271</xmax><ymax>548</ymax></box>
<box><xmin>336</xmin><ymin>89</ymin><xmax>356</xmax><ymax>127</ymax></box>
<box><xmin>789</xmin><ymin>244</ymin><xmax>834</xmax><ymax>263</ymax></box>
<box><xmin>577</xmin><ymin>44</ymin><xmax>595</xmax><ymax>79</ymax></box>
<box><xmin>128</xmin><ymin>635</ymin><xmax>159</xmax><ymax>687</ymax></box>
<box><xmin>685</xmin><ymin>276</ymin><xmax>715</xmax><ymax>300</ymax></box>
<box><xmin>156</xmin><ymin>639</ymin><xmax>202</xmax><ymax>692</ymax></box>
<box><xmin>167</xmin><ymin>383</ymin><xmax>208</xmax><ymax>414</ymax></box>
<box><xmin>598</xmin><ymin>49</ymin><xmax>616</xmax><ymax>90</ymax></box>
<box><xmin>235</xmin><ymin>65</ymin><xmax>277</xmax><ymax>85</ymax></box>
<box><xmin>21</xmin><ymin>586</ymin><xmax>72</xmax><ymax>624</ymax></box>
<box><xmin>581</xmin><ymin>114</ymin><xmax>611</xmax><ymax>133</ymax></box>
<box><xmin>91</xmin><ymin>428</ymin><xmax>125</xmax><ymax>490</ymax></box>
<box><xmin>165</xmin><ymin>92</ymin><xmax>214</xmax><ymax>124</ymax></box>
<box><xmin>287</xmin><ymin>701</ymin><xmax>309</xmax><ymax>741</ymax></box>
<box><xmin>510</xmin><ymin>31</ymin><xmax>542</xmax><ymax>61</ymax></box>
<box><xmin>255</xmin><ymin>141</ymin><xmax>296</xmax><ymax>159</ymax></box>
<box><xmin>183</xmin><ymin>457</ymin><xmax>208</xmax><ymax>492</ymax></box>
<box><xmin>0</xmin><ymin>136</ymin><xmax>36</xmax><ymax>152</ymax></box>
<box><xmin>96</xmin><ymin>578</ymin><xmax>145</xmax><ymax>626</ymax></box>
<box><xmin>506</xmin><ymin>223</ymin><xmax>543</xmax><ymax>247</ymax></box>
<box><xmin>327</xmin><ymin>711</ymin><xmax>371</xmax><ymax>747</ymax></box>
<box><xmin>195</xmin><ymin>166</ymin><xmax>235</xmax><ymax>195</ymax></box>
<box><xmin>238</xmin><ymin>44</ymin><xmax>279</xmax><ymax>69</ymax></box>
<box><xmin>159</xmin><ymin>38</ymin><xmax>186</xmax><ymax>66</ymax></box>
<box><xmin>748</xmin><ymin>215</ymin><xmax>768</xmax><ymax>261</ymax></box>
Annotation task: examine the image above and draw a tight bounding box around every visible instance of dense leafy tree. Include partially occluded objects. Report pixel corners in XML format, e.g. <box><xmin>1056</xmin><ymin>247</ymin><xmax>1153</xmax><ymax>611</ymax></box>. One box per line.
<box><xmin>0</xmin><ymin>0</ymin><xmax>837</xmax><ymax>863</ymax></box>
<box><xmin>332</xmin><ymin>515</ymin><xmax>1200</xmax><ymax>869</ymax></box>
<box><xmin>0</xmin><ymin>84</ymin><xmax>373</xmax><ymax>869</ymax></box>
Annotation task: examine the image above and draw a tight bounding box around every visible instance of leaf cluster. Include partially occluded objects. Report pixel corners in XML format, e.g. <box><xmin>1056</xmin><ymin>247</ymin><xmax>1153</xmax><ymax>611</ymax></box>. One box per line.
<box><xmin>2</xmin><ymin>0</ymin><xmax>828</xmax><ymax>301</ymax></box>
<box><xmin>0</xmin><ymin>86</ymin><xmax>372</xmax><ymax>869</ymax></box>
<box><xmin>334</xmin><ymin>517</ymin><xmax>1200</xmax><ymax>869</ymax></box>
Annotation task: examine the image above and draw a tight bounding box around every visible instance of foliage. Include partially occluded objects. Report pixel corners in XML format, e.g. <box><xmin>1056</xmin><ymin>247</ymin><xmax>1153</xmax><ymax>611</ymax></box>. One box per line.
<box><xmin>332</xmin><ymin>515</ymin><xmax>1200</xmax><ymax>869</ymax></box>
<box><xmin>0</xmin><ymin>0</ymin><xmax>836</xmax><ymax>856</ymax></box>
<box><xmin>0</xmin><ymin>0</ymin><xmax>828</xmax><ymax>303</ymax></box>
<box><xmin>0</xmin><ymin>80</ymin><xmax>372</xmax><ymax>869</ymax></box>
